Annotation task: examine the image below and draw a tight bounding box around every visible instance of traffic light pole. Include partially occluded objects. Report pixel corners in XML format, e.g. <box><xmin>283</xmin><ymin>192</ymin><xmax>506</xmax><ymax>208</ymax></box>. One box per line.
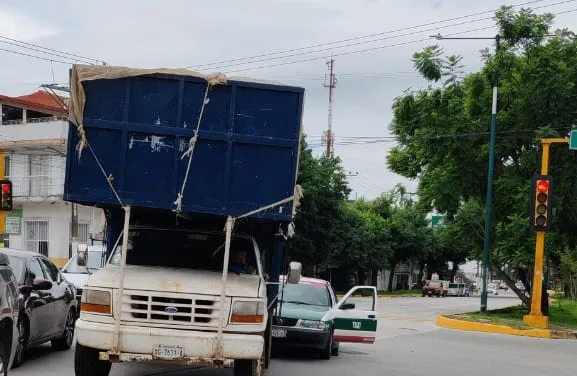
<box><xmin>523</xmin><ymin>137</ymin><xmax>568</xmax><ymax>328</ymax></box>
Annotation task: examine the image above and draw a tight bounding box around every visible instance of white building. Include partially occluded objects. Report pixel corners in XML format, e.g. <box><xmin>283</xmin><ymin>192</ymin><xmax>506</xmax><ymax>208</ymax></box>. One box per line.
<box><xmin>0</xmin><ymin>90</ymin><xmax>104</xmax><ymax>267</ymax></box>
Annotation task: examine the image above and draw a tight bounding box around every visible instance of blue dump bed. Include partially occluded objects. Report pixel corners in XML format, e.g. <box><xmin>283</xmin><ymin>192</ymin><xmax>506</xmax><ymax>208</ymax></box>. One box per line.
<box><xmin>64</xmin><ymin>65</ymin><xmax>304</xmax><ymax>222</ymax></box>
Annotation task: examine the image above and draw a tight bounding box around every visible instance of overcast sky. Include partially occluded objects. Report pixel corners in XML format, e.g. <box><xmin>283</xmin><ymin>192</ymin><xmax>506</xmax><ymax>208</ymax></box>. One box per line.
<box><xmin>1</xmin><ymin>0</ymin><xmax>576</xmax><ymax>200</ymax></box>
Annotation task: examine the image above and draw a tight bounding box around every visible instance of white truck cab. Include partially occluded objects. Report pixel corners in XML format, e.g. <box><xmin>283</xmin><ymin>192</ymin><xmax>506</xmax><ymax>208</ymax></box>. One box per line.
<box><xmin>73</xmin><ymin>223</ymin><xmax>301</xmax><ymax>376</ymax></box>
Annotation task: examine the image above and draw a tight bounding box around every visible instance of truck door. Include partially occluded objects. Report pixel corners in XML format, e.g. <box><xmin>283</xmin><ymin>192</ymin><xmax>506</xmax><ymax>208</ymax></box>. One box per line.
<box><xmin>324</xmin><ymin>286</ymin><xmax>378</xmax><ymax>344</ymax></box>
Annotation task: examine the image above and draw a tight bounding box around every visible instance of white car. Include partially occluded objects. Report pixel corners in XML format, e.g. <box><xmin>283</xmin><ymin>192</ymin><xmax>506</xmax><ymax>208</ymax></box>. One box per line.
<box><xmin>61</xmin><ymin>245</ymin><xmax>105</xmax><ymax>310</ymax></box>
<box><xmin>487</xmin><ymin>283</ymin><xmax>498</xmax><ymax>295</ymax></box>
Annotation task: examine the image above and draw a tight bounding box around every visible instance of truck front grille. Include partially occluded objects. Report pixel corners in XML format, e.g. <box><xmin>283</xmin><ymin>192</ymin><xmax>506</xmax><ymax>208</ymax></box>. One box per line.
<box><xmin>120</xmin><ymin>291</ymin><xmax>227</xmax><ymax>327</ymax></box>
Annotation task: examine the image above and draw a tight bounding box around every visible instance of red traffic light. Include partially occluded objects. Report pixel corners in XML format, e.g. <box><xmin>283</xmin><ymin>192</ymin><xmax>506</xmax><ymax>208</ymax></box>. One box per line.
<box><xmin>1</xmin><ymin>184</ymin><xmax>10</xmax><ymax>193</ymax></box>
<box><xmin>536</xmin><ymin>180</ymin><xmax>549</xmax><ymax>193</ymax></box>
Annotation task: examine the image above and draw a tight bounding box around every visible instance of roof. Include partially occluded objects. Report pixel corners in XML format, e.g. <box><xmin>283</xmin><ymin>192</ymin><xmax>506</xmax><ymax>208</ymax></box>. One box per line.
<box><xmin>0</xmin><ymin>248</ymin><xmax>46</xmax><ymax>260</ymax></box>
<box><xmin>0</xmin><ymin>90</ymin><xmax>67</xmax><ymax>115</ymax></box>
<box><xmin>280</xmin><ymin>275</ymin><xmax>330</xmax><ymax>286</ymax></box>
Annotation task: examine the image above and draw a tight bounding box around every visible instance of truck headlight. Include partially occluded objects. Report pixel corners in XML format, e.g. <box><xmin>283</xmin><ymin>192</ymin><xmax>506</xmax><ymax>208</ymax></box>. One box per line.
<box><xmin>230</xmin><ymin>301</ymin><xmax>264</xmax><ymax>324</ymax></box>
<box><xmin>296</xmin><ymin>319</ymin><xmax>328</xmax><ymax>330</ymax></box>
<box><xmin>81</xmin><ymin>289</ymin><xmax>112</xmax><ymax>315</ymax></box>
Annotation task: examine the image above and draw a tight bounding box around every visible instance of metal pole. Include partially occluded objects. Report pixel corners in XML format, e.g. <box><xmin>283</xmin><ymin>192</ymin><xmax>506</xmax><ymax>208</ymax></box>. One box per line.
<box><xmin>480</xmin><ymin>34</ymin><xmax>500</xmax><ymax>312</ymax></box>
<box><xmin>112</xmin><ymin>205</ymin><xmax>131</xmax><ymax>353</ymax></box>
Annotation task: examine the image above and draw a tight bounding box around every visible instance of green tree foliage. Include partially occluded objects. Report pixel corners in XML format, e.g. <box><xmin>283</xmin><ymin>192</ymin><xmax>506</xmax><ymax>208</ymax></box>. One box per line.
<box><xmin>387</xmin><ymin>5</ymin><xmax>577</xmax><ymax>302</ymax></box>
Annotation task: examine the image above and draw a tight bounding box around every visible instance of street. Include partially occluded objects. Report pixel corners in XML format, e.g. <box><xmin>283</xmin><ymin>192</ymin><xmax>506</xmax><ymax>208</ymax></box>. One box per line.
<box><xmin>11</xmin><ymin>294</ymin><xmax>577</xmax><ymax>376</ymax></box>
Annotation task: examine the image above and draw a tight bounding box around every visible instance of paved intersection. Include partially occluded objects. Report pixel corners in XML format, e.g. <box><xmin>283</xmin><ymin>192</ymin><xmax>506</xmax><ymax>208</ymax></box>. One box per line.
<box><xmin>12</xmin><ymin>294</ymin><xmax>577</xmax><ymax>376</ymax></box>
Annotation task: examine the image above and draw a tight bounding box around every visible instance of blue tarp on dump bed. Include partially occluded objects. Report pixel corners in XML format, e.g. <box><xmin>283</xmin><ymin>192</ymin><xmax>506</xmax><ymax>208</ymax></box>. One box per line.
<box><xmin>64</xmin><ymin>65</ymin><xmax>304</xmax><ymax>222</ymax></box>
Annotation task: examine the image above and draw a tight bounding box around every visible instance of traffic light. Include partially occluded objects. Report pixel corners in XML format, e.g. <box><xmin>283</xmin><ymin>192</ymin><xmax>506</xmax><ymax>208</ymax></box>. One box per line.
<box><xmin>530</xmin><ymin>174</ymin><xmax>553</xmax><ymax>231</ymax></box>
<box><xmin>0</xmin><ymin>180</ymin><xmax>12</xmax><ymax>212</ymax></box>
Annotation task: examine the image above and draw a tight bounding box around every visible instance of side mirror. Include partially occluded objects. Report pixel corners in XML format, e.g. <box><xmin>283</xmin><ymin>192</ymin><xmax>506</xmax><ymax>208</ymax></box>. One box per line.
<box><xmin>77</xmin><ymin>243</ymin><xmax>88</xmax><ymax>266</ymax></box>
<box><xmin>286</xmin><ymin>261</ymin><xmax>302</xmax><ymax>284</ymax></box>
<box><xmin>32</xmin><ymin>278</ymin><xmax>53</xmax><ymax>291</ymax></box>
<box><xmin>340</xmin><ymin>302</ymin><xmax>356</xmax><ymax>310</ymax></box>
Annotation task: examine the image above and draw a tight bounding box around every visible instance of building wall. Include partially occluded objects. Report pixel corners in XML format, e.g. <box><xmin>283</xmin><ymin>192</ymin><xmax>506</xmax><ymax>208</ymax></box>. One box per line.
<box><xmin>7</xmin><ymin>202</ymin><xmax>104</xmax><ymax>267</ymax></box>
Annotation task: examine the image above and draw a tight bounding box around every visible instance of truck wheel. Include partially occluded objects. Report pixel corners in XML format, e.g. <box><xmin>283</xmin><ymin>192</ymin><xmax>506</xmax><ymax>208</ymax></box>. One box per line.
<box><xmin>234</xmin><ymin>359</ymin><xmax>262</xmax><ymax>376</ymax></box>
<box><xmin>74</xmin><ymin>344</ymin><xmax>111</xmax><ymax>376</ymax></box>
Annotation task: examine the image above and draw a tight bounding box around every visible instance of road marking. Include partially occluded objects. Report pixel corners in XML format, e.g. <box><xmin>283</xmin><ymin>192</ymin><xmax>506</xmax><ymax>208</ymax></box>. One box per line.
<box><xmin>378</xmin><ymin>314</ymin><xmax>435</xmax><ymax>323</ymax></box>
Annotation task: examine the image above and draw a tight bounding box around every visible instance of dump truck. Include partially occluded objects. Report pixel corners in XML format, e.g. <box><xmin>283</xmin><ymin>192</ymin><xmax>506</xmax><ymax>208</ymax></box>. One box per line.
<box><xmin>64</xmin><ymin>64</ymin><xmax>305</xmax><ymax>376</ymax></box>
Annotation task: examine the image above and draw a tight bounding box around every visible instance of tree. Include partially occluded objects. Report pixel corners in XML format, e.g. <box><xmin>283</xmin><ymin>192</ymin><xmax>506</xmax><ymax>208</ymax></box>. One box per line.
<box><xmin>288</xmin><ymin>135</ymin><xmax>351</xmax><ymax>272</ymax></box>
<box><xmin>387</xmin><ymin>6</ymin><xmax>577</xmax><ymax>304</ymax></box>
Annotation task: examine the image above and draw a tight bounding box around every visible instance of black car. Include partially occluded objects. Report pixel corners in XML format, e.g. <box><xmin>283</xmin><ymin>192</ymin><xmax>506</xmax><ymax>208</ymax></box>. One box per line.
<box><xmin>0</xmin><ymin>251</ymin><xmax>18</xmax><ymax>375</ymax></box>
<box><xmin>3</xmin><ymin>248</ymin><xmax>78</xmax><ymax>368</ymax></box>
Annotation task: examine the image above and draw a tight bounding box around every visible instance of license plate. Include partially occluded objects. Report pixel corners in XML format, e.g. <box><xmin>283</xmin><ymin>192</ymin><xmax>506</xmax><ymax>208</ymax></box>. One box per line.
<box><xmin>152</xmin><ymin>344</ymin><xmax>184</xmax><ymax>360</ymax></box>
<box><xmin>272</xmin><ymin>328</ymin><xmax>287</xmax><ymax>338</ymax></box>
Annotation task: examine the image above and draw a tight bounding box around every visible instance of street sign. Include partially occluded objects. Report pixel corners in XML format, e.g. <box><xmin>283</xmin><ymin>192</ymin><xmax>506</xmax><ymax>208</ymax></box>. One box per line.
<box><xmin>431</xmin><ymin>215</ymin><xmax>446</xmax><ymax>228</ymax></box>
<box><xmin>569</xmin><ymin>129</ymin><xmax>577</xmax><ymax>150</ymax></box>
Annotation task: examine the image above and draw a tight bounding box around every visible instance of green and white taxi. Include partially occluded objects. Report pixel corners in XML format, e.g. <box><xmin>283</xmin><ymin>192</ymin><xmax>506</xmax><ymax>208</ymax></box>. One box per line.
<box><xmin>271</xmin><ymin>276</ymin><xmax>377</xmax><ymax>359</ymax></box>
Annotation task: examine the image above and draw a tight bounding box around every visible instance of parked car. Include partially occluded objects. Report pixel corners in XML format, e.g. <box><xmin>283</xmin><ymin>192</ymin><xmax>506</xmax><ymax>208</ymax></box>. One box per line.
<box><xmin>487</xmin><ymin>283</ymin><xmax>499</xmax><ymax>295</ymax></box>
<box><xmin>271</xmin><ymin>276</ymin><xmax>378</xmax><ymax>359</ymax></box>
<box><xmin>60</xmin><ymin>245</ymin><xmax>105</xmax><ymax>311</ymax></box>
<box><xmin>422</xmin><ymin>280</ymin><xmax>446</xmax><ymax>297</ymax></box>
<box><xmin>446</xmin><ymin>283</ymin><xmax>470</xmax><ymax>297</ymax></box>
<box><xmin>3</xmin><ymin>248</ymin><xmax>78</xmax><ymax>368</ymax></box>
<box><xmin>0</xmin><ymin>251</ymin><xmax>19</xmax><ymax>375</ymax></box>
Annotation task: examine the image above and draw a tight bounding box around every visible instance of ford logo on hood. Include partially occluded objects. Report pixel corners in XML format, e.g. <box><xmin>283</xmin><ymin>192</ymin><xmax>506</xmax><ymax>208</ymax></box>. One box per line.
<box><xmin>165</xmin><ymin>306</ymin><xmax>178</xmax><ymax>313</ymax></box>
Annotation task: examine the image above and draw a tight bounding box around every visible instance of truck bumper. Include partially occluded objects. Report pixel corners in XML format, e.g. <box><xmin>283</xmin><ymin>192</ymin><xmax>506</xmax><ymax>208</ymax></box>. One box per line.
<box><xmin>76</xmin><ymin>319</ymin><xmax>264</xmax><ymax>364</ymax></box>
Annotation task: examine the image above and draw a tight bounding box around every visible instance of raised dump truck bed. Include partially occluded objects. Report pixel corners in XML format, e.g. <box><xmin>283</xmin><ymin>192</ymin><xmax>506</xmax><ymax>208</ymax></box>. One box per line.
<box><xmin>64</xmin><ymin>64</ymin><xmax>304</xmax><ymax>222</ymax></box>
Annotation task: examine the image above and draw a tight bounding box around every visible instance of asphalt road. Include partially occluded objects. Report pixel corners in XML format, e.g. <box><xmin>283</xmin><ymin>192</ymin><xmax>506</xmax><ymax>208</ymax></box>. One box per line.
<box><xmin>11</xmin><ymin>293</ymin><xmax>577</xmax><ymax>376</ymax></box>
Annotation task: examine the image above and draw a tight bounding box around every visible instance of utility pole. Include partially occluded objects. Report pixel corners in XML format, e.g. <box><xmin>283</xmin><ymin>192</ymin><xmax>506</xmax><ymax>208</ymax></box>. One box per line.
<box><xmin>323</xmin><ymin>57</ymin><xmax>337</xmax><ymax>158</ymax></box>
<box><xmin>431</xmin><ymin>33</ymin><xmax>499</xmax><ymax>312</ymax></box>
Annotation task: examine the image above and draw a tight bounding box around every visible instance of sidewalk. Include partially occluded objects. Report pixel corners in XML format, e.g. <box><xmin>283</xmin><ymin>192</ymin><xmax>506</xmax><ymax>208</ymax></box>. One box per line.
<box><xmin>436</xmin><ymin>314</ymin><xmax>577</xmax><ymax>339</ymax></box>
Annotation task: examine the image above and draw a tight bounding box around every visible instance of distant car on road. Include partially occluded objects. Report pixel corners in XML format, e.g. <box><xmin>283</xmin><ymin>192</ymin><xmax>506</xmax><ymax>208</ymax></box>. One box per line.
<box><xmin>422</xmin><ymin>280</ymin><xmax>446</xmax><ymax>297</ymax></box>
<box><xmin>271</xmin><ymin>276</ymin><xmax>378</xmax><ymax>359</ymax></box>
<box><xmin>446</xmin><ymin>283</ymin><xmax>470</xmax><ymax>297</ymax></box>
<box><xmin>3</xmin><ymin>248</ymin><xmax>78</xmax><ymax>368</ymax></box>
<box><xmin>487</xmin><ymin>283</ymin><xmax>498</xmax><ymax>295</ymax></box>
<box><xmin>0</xmin><ymin>251</ymin><xmax>18</xmax><ymax>375</ymax></box>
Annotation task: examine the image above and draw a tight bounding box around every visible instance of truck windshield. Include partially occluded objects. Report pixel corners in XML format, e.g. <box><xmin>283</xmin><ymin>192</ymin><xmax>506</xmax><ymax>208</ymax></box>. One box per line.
<box><xmin>109</xmin><ymin>228</ymin><xmax>257</xmax><ymax>272</ymax></box>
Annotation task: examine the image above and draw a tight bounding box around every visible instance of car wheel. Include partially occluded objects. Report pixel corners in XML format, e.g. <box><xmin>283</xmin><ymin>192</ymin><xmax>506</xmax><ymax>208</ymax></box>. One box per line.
<box><xmin>320</xmin><ymin>332</ymin><xmax>333</xmax><ymax>360</ymax></box>
<box><xmin>52</xmin><ymin>309</ymin><xmax>76</xmax><ymax>351</ymax></box>
<box><xmin>0</xmin><ymin>342</ymin><xmax>7</xmax><ymax>376</ymax></box>
<box><xmin>11</xmin><ymin>317</ymin><xmax>27</xmax><ymax>368</ymax></box>
<box><xmin>331</xmin><ymin>341</ymin><xmax>339</xmax><ymax>356</ymax></box>
<box><xmin>75</xmin><ymin>344</ymin><xmax>111</xmax><ymax>376</ymax></box>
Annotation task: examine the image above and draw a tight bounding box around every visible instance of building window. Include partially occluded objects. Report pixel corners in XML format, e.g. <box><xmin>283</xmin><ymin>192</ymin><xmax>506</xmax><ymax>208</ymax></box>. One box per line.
<box><xmin>28</xmin><ymin>155</ymin><xmax>50</xmax><ymax>196</ymax></box>
<box><xmin>3</xmin><ymin>156</ymin><xmax>10</xmax><ymax>179</ymax></box>
<box><xmin>24</xmin><ymin>220</ymin><xmax>49</xmax><ymax>256</ymax></box>
<box><xmin>77</xmin><ymin>223</ymin><xmax>89</xmax><ymax>243</ymax></box>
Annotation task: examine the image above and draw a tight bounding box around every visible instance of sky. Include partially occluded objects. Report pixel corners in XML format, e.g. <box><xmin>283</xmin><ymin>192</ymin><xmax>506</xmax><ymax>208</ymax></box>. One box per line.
<box><xmin>1</xmin><ymin>0</ymin><xmax>577</xmax><ymax>200</ymax></box>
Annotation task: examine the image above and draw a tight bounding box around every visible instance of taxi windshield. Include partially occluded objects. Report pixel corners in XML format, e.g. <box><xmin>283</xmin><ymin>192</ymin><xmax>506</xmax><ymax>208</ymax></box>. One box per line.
<box><xmin>278</xmin><ymin>281</ymin><xmax>331</xmax><ymax>307</ymax></box>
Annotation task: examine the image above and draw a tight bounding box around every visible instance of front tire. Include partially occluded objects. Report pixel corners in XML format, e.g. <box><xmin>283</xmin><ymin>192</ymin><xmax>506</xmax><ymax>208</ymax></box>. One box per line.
<box><xmin>52</xmin><ymin>309</ymin><xmax>76</xmax><ymax>351</ymax></box>
<box><xmin>320</xmin><ymin>332</ymin><xmax>333</xmax><ymax>360</ymax></box>
<box><xmin>0</xmin><ymin>342</ymin><xmax>7</xmax><ymax>376</ymax></box>
<box><xmin>234</xmin><ymin>359</ymin><xmax>262</xmax><ymax>376</ymax></box>
<box><xmin>74</xmin><ymin>344</ymin><xmax>111</xmax><ymax>376</ymax></box>
<box><xmin>11</xmin><ymin>317</ymin><xmax>27</xmax><ymax>368</ymax></box>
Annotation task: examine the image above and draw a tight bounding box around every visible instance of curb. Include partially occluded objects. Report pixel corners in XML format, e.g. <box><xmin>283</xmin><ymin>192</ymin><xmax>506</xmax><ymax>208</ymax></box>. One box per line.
<box><xmin>436</xmin><ymin>315</ymin><xmax>553</xmax><ymax>338</ymax></box>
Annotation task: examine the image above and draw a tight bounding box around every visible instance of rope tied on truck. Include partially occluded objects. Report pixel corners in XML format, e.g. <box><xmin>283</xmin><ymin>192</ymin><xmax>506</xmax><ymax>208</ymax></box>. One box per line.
<box><xmin>174</xmin><ymin>72</ymin><xmax>228</xmax><ymax>213</ymax></box>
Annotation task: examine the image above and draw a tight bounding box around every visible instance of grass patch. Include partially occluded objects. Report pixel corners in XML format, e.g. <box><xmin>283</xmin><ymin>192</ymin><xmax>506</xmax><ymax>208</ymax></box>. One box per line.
<box><xmin>448</xmin><ymin>298</ymin><xmax>577</xmax><ymax>331</ymax></box>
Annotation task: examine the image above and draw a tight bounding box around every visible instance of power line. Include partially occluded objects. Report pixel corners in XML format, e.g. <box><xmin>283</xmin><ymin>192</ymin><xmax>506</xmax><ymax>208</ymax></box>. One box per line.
<box><xmin>0</xmin><ymin>47</ymin><xmax>75</xmax><ymax>65</ymax></box>
<box><xmin>188</xmin><ymin>0</ymin><xmax>553</xmax><ymax>69</ymax></box>
<box><xmin>0</xmin><ymin>38</ymin><xmax>96</xmax><ymax>65</ymax></box>
<box><xmin>0</xmin><ymin>34</ymin><xmax>102</xmax><ymax>64</ymax></box>
<box><xmin>217</xmin><ymin>4</ymin><xmax>577</xmax><ymax>74</ymax></box>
